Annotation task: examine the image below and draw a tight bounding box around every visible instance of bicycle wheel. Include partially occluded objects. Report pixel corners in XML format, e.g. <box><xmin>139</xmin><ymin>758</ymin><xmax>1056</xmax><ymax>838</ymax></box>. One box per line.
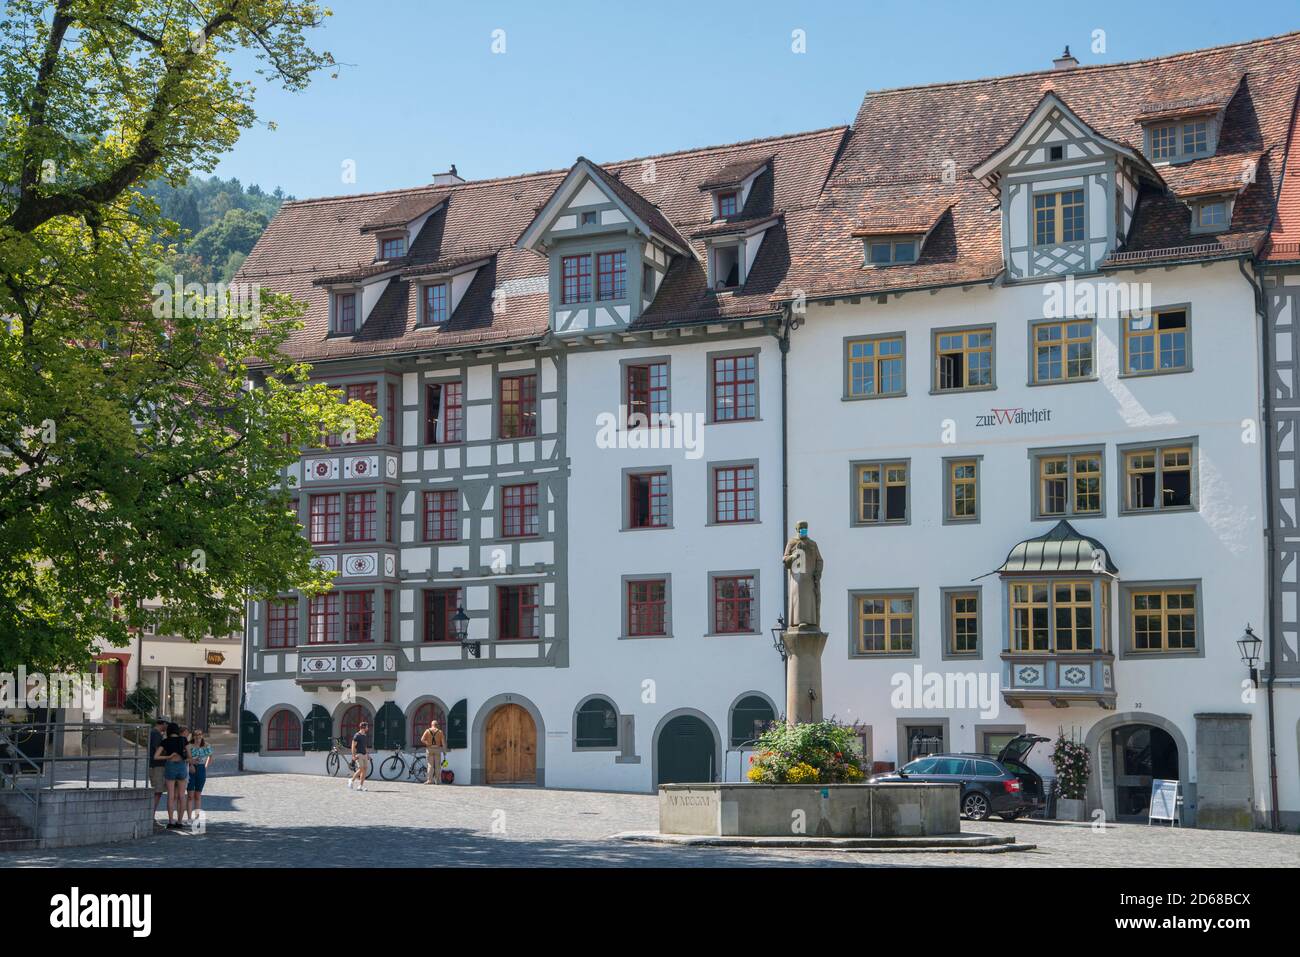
<box><xmin>410</xmin><ymin>757</ymin><xmax>428</xmax><ymax>782</ymax></box>
<box><xmin>380</xmin><ymin>754</ymin><xmax>404</xmax><ymax>781</ymax></box>
<box><xmin>326</xmin><ymin>751</ymin><xmax>341</xmax><ymax>777</ymax></box>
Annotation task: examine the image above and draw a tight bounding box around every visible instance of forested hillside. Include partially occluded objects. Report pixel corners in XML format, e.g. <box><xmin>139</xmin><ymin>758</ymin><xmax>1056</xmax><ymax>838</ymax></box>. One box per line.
<box><xmin>144</xmin><ymin>176</ymin><xmax>292</xmax><ymax>283</ymax></box>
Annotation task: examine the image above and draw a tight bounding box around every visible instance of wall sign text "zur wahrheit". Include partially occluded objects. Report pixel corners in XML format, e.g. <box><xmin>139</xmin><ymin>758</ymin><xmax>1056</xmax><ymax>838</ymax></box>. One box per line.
<box><xmin>975</xmin><ymin>408</ymin><xmax>1052</xmax><ymax>428</ymax></box>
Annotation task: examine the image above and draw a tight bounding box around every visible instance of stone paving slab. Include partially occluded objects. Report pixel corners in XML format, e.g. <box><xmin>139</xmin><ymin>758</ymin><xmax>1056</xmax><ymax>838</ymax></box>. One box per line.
<box><xmin>3</xmin><ymin>761</ymin><xmax>1298</xmax><ymax>868</ymax></box>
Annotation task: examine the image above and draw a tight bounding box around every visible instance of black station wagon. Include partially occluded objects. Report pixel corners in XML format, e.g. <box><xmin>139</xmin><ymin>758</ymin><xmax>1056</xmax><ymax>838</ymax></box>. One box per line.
<box><xmin>869</xmin><ymin>733</ymin><xmax>1049</xmax><ymax>821</ymax></box>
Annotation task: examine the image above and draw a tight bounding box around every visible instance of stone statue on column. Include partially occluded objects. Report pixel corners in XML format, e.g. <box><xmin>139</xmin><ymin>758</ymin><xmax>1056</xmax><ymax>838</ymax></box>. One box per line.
<box><xmin>782</xmin><ymin>521</ymin><xmax>827</xmax><ymax>725</ymax></box>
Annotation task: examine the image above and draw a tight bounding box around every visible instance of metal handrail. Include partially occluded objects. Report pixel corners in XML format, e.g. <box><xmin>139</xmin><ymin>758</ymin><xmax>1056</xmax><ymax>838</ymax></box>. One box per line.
<box><xmin>0</xmin><ymin>720</ymin><xmax>148</xmax><ymax>793</ymax></box>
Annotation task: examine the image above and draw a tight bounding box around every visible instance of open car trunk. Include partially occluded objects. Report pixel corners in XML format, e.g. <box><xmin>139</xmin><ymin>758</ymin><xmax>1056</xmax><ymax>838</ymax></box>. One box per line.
<box><xmin>997</xmin><ymin>733</ymin><xmax>1049</xmax><ymax>801</ymax></box>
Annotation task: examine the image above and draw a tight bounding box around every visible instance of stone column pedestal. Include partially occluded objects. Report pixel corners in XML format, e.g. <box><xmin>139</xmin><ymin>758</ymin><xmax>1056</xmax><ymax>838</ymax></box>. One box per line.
<box><xmin>783</xmin><ymin>629</ymin><xmax>828</xmax><ymax>725</ymax></box>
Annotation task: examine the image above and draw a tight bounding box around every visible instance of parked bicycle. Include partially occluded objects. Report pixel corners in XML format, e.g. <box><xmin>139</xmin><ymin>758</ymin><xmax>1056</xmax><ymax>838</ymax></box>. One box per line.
<box><xmin>325</xmin><ymin>737</ymin><xmax>373</xmax><ymax>778</ymax></box>
<box><xmin>378</xmin><ymin>746</ymin><xmax>427</xmax><ymax>783</ymax></box>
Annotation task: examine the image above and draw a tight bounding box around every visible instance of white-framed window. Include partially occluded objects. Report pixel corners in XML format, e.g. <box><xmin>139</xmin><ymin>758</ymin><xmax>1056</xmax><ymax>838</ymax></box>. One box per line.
<box><xmin>863</xmin><ymin>238</ymin><xmax>918</xmax><ymax>266</ymax></box>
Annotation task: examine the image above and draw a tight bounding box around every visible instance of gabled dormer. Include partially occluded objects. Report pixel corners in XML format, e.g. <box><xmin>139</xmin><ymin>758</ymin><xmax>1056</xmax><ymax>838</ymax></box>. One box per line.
<box><xmin>314</xmin><ymin>262</ymin><xmax>407</xmax><ymax>336</ymax></box>
<box><xmin>973</xmin><ymin>92</ymin><xmax>1164</xmax><ymax>280</ymax></box>
<box><xmin>402</xmin><ymin>254</ymin><xmax>491</xmax><ymax>327</ymax></box>
<box><xmin>359</xmin><ymin>192</ymin><xmax>449</xmax><ymax>262</ymax></box>
<box><xmin>517</xmin><ymin>157</ymin><xmax>692</xmax><ymax>336</ymax></box>
<box><xmin>698</xmin><ymin>155</ymin><xmax>772</xmax><ymax>220</ymax></box>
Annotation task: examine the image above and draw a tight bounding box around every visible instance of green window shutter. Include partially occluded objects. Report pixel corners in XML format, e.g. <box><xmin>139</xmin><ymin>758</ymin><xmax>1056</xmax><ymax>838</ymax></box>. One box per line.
<box><xmin>575</xmin><ymin>698</ymin><xmax>618</xmax><ymax>748</ymax></box>
<box><xmin>302</xmin><ymin>705</ymin><xmax>332</xmax><ymax>751</ymax></box>
<box><xmin>730</xmin><ymin>695</ymin><xmax>775</xmax><ymax>747</ymax></box>
<box><xmin>239</xmin><ymin>710</ymin><xmax>261</xmax><ymax>754</ymax></box>
<box><xmin>373</xmin><ymin>702</ymin><xmax>404</xmax><ymax>750</ymax></box>
<box><xmin>447</xmin><ymin>699</ymin><xmax>467</xmax><ymax>750</ymax></box>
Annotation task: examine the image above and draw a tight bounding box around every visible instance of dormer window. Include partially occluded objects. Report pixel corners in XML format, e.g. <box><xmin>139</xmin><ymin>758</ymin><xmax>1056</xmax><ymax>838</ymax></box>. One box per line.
<box><xmin>716</xmin><ymin>191</ymin><xmax>739</xmax><ymax>218</ymax></box>
<box><xmin>1034</xmin><ymin>189</ymin><xmax>1085</xmax><ymax>246</ymax></box>
<box><xmin>863</xmin><ymin>238</ymin><xmax>918</xmax><ymax>266</ymax></box>
<box><xmin>1048</xmin><ymin>145</ymin><xmax>1064</xmax><ymax>161</ymax></box>
<box><xmin>596</xmin><ymin>251</ymin><xmax>627</xmax><ymax>301</ymax></box>
<box><xmin>580</xmin><ymin>211</ymin><xmax>598</xmax><ymax>226</ymax></box>
<box><xmin>379</xmin><ymin>235</ymin><xmax>406</xmax><ymax>259</ymax></box>
<box><xmin>711</xmin><ymin>244</ymin><xmax>740</xmax><ymax>290</ymax></box>
<box><xmin>561</xmin><ymin>254</ymin><xmax>592</xmax><ymax>304</ymax></box>
<box><xmin>333</xmin><ymin>292</ymin><xmax>357</xmax><ymax>335</ymax></box>
<box><xmin>1146</xmin><ymin>118</ymin><xmax>1215</xmax><ymax>163</ymax></box>
<box><xmin>420</xmin><ymin>282</ymin><xmax>449</xmax><ymax>325</ymax></box>
<box><xmin>1193</xmin><ymin>198</ymin><xmax>1229</xmax><ymax>232</ymax></box>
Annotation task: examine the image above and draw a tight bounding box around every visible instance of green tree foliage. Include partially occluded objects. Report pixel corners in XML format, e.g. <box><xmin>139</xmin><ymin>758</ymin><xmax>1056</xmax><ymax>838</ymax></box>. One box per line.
<box><xmin>0</xmin><ymin>1</ymin><xmax>377</xmax><ymax>674</ymax></box>
<box><xmin>146</xmin><ymin>175</ymin><xmax>290</xmax><ymax>283</ymax></box>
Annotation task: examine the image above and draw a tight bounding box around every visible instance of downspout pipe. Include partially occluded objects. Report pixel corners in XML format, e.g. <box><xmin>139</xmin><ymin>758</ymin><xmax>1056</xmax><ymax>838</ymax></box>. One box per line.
<box><xmin>1238</xmin><ymin>255</ymin><xmax>1282</xmax><ymax>831</ymax></box>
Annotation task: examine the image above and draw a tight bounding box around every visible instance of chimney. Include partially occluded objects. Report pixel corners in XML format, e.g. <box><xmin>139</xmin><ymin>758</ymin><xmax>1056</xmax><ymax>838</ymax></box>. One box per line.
<box><xmin>432</xmin><ymin>164</ymin><xmax>465</xmax><ymax>186</ymax></box>
<box><xmin>1053</xmin><ymin>46</ymin><xmax>1079</xmax><ymax>70</ymax></box>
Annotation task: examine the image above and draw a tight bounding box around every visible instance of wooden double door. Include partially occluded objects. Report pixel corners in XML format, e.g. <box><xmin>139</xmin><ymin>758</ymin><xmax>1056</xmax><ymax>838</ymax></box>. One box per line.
<box><xmin>485</xmin><ymin>703</ymin><xmax>537</xmax><ymax>784</ymax></box>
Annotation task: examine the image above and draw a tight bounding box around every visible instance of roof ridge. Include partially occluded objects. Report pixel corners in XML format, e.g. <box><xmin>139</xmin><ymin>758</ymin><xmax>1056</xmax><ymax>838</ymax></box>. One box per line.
<box><xmin>858</xmin><ymin>30</ymin><xmax>1300</xmax><ymax>100</ymax></box>
<box><xmin>278</xmin><ymin>126</ymin><xmax>849</xmax><ymax>211</ymax></box>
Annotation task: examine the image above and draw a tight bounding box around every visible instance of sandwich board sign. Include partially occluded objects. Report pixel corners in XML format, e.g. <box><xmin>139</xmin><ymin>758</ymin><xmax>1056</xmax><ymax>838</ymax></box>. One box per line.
<box><xmin>1148</xmin><ymin>778</ymin><xmax>1180</xmax><ymax>825</ymax></box>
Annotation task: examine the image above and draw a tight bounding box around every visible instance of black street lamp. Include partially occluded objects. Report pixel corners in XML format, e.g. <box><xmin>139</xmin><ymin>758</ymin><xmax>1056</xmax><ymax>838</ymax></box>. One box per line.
<box><xmin>454</xmin><ymin>606</ymin><xmax>479</xmax><ymax>659</ymax></box>
<box><xmin>770</xmin><ymin>614</ymin><xmax>788</xmax><ymax>661</ymax></box>
<box><xmin>1237</xmin><ymin>624</ymin><xmax>1262</xmax><ymax>687</ymax></box>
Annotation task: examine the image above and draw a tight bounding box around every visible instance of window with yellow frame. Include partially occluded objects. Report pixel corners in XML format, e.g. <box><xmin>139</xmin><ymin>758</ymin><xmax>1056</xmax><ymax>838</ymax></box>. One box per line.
<box><xmin>855</xmin><ymin>461</ymin><xmax>908</xmax><ymax>524</ymax></box>
<box><xmin>854</xmin><ymin>593</ymin><xmax>914</xmax><ymax>654</ymax></box>
<box><xmin>934</xmin><ymin>327</ymin><xmax>993</xmax><ymax>391</ymax></box>
<box><xmin>1130</xmin><ymin>587</ymin><xmax>1197</xmax><ymax>652</ymax></box>
<box><xmin>1009</xmin><ymin>580</ymin><xmax>1098</xmax><ymax>653</ymax></box>
<box><xmin>1033</xmin><ymin>188</ymin><xmax>1084</xmax><ymax>246</ymax></box>
<box><xmin>1032</xmin><ymin>319</ymin><xmax>1094</xmax><ymax>383</ymax></box>
<box><xmin>946</xmin><ymin>459</ymin><xmax>978</xmax><ymax>522</ymax></box>
<box><xmin>1036</xmin><ymin>450</ymin><xmax>1101</xmax><ymax>517</ymax></box>
<box><xmin>1123</xmin><ymin>444</ymin><xmax>1192</xmax><ymax>512</ymax></box>
<box><xmin>846</xmin><ymin>336</ymin><xmax>904</xmax><ymax>398</ymax></box>
<box><xmin>1123</xmin><ymin>308</ymin><xmax>1189</xmax><ymax>375</ymax></box>
<box><xmin>948</xmin><ymin>591</ymin><xmax>979</xmax><ymax>654</ymax></box>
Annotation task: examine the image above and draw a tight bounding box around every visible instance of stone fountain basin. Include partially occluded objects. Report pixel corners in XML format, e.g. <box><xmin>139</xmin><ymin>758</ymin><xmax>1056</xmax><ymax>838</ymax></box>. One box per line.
<box><xmin>659</xmin><ymin>782</ymin><xmax>960</xmax><ymax>838</ymax></box>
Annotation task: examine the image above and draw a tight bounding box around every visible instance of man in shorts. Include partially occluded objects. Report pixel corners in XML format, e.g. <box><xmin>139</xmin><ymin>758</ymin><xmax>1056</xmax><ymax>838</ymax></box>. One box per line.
<box><xmin>349</xmin><ymin>721</ymin><xmax>370</xmax><ymax>791</ymax></box>
<box><xmin>148</xmin><ymin>717</ymin><xmax>167</xmax><ymax>823</ymax></box>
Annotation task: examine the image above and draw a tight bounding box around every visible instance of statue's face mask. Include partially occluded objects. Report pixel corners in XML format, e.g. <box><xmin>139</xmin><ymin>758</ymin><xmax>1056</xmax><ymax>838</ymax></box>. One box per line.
<box><xmin>798</xmin><ymin>528</ymin><xmax>808</xmax><ymax>538</ymax></box>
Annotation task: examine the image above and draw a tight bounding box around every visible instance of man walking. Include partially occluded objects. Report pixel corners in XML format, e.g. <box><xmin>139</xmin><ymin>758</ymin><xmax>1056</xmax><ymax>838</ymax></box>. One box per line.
<box><xmin>349</xmin><ymin>720</ymin><xmax>370</xmax><ymax>791</ymax></box>
<box><xmin>419</xmin><ymin>719</ymin><xmax>446</xmax><ymax>785</ymax></box>
<box><xmin>148</xmin><ymin>717</ymin><xmax>167</xmax><ymax>823</ymax></box>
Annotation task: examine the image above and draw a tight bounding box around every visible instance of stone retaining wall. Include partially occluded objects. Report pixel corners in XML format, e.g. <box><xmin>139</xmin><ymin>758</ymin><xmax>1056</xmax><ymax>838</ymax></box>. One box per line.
<box><xmin>0</xmin><ymin>787</ymin><xmax>153</xmax><ymax>850</ymax></box>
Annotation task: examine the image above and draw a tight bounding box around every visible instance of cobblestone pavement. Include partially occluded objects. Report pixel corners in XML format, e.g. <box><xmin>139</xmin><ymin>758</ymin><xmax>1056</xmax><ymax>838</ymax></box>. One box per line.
<box><xmin>5</xmin><ymin>752</ymin><xmax>1299</xmax><ymax>867</ymax></box>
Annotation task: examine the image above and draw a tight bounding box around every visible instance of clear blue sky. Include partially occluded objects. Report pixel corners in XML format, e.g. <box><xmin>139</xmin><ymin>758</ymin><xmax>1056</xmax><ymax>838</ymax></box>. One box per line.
<box><xmin>213</xmin><ymin>0</ymin><xmax>1298</xmax><ymax>200</ymax></box>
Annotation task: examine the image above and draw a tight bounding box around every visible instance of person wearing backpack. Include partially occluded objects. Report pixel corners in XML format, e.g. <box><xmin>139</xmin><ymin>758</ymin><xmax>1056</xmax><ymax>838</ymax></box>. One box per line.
<box><xmin>419</xmin><ymin>719</ymin><xmax>446</xmax><ymax>785</ymax></box>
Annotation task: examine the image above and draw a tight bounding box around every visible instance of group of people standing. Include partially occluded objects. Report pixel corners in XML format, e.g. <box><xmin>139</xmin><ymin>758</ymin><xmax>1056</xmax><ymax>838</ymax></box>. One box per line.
<box><xmin>347</xmin><ymin>718</ymin><xmax>446</xmax><ymax>790</ymax></box>
<box><xmin>148</xmin><ymin>718</ymin><xmax>213</xmax><ymax>829</ymax></box>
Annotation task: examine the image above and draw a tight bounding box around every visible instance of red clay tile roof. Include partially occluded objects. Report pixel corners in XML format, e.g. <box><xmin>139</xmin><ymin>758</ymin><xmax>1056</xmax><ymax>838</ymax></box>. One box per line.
<box><xmin>1162</xmin><ymin>149</ymin><xmax>1266</xmax><ymax>197</ymax></box>
<box><xmin>698</xmin><ymin>155</ymin><xmax>774</xmax><ymax>191</ymax></box>
<box><xmin>1264</xmin><ymin>87</ymin><xmax>1300</xmax><ymax>263</ymax></box>
<box><xmin>775</xmin><ymin>32</ymin><xmax>1300</xmax><ymax>302</ymax></box>
<box><xmin>850</xmin><ymin>196</ymin><xmax>954</xmax><ymax>236</ymax></box>
<box><xmin>242</xmin><ymin>33</ymin><xmax>1300</xmax><ymax>359</ymax></box>
<box><xmin>1133</xmin><ymin>75</ymin><xmax>1243</xmax><ymax>122</ymax></box>
<box><xmin>358</xmin><ymin>192</ymin><xmax>451</xmax><ymax>233</ymax></box>
<box><xmin>689</xmin><ymin>214</ymin><xmax>783</xmax><ymax>239</ymax></box>
<box><xmin>240</xmin><ymin>127</ymin><xmax>847</xmax><ymax>359</ymax></box>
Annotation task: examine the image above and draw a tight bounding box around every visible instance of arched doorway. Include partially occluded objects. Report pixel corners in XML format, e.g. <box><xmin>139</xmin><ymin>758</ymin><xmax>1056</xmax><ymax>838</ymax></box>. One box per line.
<box><xmin>485</xmin><ymin>703</ymin><xmax>537</xmax><ymax>784</ymax></box>
<box><xmin>1112</xmin><ymin>724</ymin><xmax>1180</xmax><ymax>821</ymax></box>
<box><xmin>656</xmin><ymin>713</ymin><xmax>718</xmax><ymax>785</ymax></box>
